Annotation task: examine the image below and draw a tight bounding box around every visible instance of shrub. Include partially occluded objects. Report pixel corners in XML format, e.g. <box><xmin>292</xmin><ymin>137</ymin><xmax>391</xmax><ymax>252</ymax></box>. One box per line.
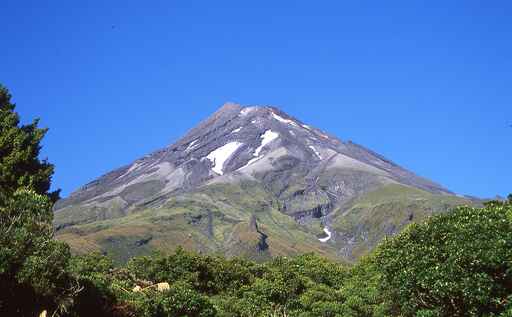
<box><xmin>374</xmin><ymin>201</ymin><xmax>512</xmax><ymax>316</ymax></box>
<box><xmin>131</xmin><ymin>281</ymin><xmax>216</xmax><ymax>317</ymax></box>
<box><xmin>0</xmin><ymin>190</ymin><xmax>73</xmax><ymax>316</ymax></box>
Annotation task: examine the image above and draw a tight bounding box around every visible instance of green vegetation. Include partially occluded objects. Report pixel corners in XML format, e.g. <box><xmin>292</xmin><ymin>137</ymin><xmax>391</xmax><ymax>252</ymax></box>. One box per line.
<box><xmin>68</xmin><ymin>250</ymin><xmax>350</xmax><ymax>316</ymax></box>
<box><xmin>374</xmin><ymin>200</ymin><xmax>512</xmax><ymax>316</ymax></box>
<box><xmin>4</xmin><ymin>188</ymin><xmax>510</xmax><ymax>316</ymax></box>
<box><xmin>0</xmin><ymin>84</ymin><xmax>60</xmax><ymax>204</ymax></box>
<box><xmin>54</xmin><ymin>181</ymin><xmax>474</xmax><ymax>265</ymax></box>
<box><xmin>0</xmin><ymin>189</ymin><xmax>75</xmax><ymax>315</ymax></box>
<box><xmin>0</xmin><ymin>85</ymin><xmax>70</xmax><ymax>315</ymax></box>
<box><xmin>1</xmin><ymin>84</ymin><xmax>511</xmax><ymax>316</ymax></box>
<box><xmin>55</xmin><ymin>182</ymin><xmax>338</xmax><ymax>265</ymax></box>
<box><xmin>34</xmin><ymin>198</ymin><xmax>512</xmax><ymax>317</ymax></box>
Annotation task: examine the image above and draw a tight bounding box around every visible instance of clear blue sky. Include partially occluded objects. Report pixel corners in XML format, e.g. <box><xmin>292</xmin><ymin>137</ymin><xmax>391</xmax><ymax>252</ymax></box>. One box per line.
<box><xmin>2</xmin><ymin>1</ymin><xmax>511</xmax><ymax>198</ymax></box>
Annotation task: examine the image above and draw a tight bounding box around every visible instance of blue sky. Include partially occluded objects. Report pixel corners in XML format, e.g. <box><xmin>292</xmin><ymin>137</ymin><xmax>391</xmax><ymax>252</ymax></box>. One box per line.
<box><xmin>2</xmin><ymin>1</ymin><xmax>511</xmax><ymax>198</ymax></box>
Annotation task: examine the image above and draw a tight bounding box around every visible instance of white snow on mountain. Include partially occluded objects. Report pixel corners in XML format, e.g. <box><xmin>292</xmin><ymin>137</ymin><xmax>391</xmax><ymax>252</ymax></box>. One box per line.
<box><xmin>186</xmin><ymin>140</ymin><xmax>199</xmax><ymax>151</ymax></box>
<box><xmin>309</xmin><ymin>145</ymin><xmax>322</xmax><ymax>159</ymax></box>
<box><xmin>254</xmin><ymin>130</ymin><xmax>279</xmax><ymax>156</ymax></box>
<box><xmin>271</xmin><ymin>112</ymin><xmax>299</xmax><ymax>127</ymax></box>
<box><xmin>206</xmin><ymin>142</ymin><xmax>244</xmax><ymax>175</ymax></box>
<box><xmin>241</xmin><ymin>156</ymin><xmax>261</xmax><ymax>169</ymax></box>
<box><xmin>241</xmin><ymin>107</ymin><xmax>257</xmax><ymax>116</ymax></box>
<box><xmin>117</xmin><ymin>161</ymin><xmax>144</xmax><ymax>179</ymax></box>
<box><xmin>238</xmin><ymin>130</ymin><xmax>279</xmax><ymax>170</ymax></box>
<box><xmin>318</xmin><ymin>227</ymin><xmax>332</xmax><ymax>242</ymax></box>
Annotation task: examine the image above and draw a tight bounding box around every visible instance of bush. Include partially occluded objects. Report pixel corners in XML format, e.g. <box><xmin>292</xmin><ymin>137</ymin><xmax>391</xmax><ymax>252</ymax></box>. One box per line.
<box><xmin>340</xmin><ymin>256</ymin><xmax>389</xmax><ymax>317</ymax></box>
<box><xmin>374</xmin><ymin>201</ymin><xmax>512</xmax><ymax>316</ymax></box>
<box><xmin>67</xmin><ymin>253</ymin><xmax>120</xmax><ymax>316</ymax></box>
<box><xmin>127</xmin><ymin>248</ymin><xmax>259</xmax><ymax>295</ymax></box>
<box><xmin>0</xmin><ymin>190</ymin><xmax>73</xmax><ymax>316</ymax></box>
<box><xmin>131</xmin><ymin>281</ymin><xmax>216</xmax><ymax>317</ymax></box>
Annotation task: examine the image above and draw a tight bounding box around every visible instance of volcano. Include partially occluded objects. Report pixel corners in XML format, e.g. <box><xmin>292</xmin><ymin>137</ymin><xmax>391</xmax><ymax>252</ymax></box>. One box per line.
<box><xmin>54</xmin><ymin>104</ymin><xmax>470</xmax><ymax>263</ymax></box>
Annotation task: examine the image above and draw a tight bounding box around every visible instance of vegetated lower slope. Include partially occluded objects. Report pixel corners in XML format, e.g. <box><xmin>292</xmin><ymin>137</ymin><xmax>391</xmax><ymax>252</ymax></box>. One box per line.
<box><xmin>57</xmin><ymin>181</ymin><xmax>339</xmax><ymax>264</ymax></box>
<box><xmin>53</xmin><ymin>103</ymin><xmax>475</xmax><ymax>263</ymax></box>
<box><xmin>63</xmin><ymin>200</ymin><xmax>512</xmax><ymax>317</ymax></box>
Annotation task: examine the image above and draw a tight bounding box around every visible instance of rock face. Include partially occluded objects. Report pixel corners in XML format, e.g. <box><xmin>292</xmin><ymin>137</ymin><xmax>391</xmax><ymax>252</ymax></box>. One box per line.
<box><xmin>54</xmin><ymin>104</ymin><xmax>469</xmax><ymax>263</ymax></box>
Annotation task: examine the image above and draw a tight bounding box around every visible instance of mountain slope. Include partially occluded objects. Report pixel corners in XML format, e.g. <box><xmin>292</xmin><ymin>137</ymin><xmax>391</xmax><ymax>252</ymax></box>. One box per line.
<box><xmin>54</xmin><ymin>104</ymin><xmax>470</xmax><ymax>263</ymax></box>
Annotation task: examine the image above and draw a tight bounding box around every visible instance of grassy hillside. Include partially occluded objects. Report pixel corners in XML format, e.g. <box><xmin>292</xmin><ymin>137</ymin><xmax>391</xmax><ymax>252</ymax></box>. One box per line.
<box><xmin>56</xmin><ymin>182</ymin><xmax>476</xmax><ymax>265</ymax></box>
<box><xmin>56</xmin><ymin>181</ymin><xmax>338</xmax><ymax>264</ymax></box>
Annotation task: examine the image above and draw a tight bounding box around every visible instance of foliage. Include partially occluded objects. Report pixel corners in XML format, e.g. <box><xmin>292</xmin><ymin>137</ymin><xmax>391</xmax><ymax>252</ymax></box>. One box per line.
<box><xmin>340</xmin><ymin>255</ymin><xmax>389</xmax><ymax>317</ymax></box>
<box><xmin>2</xmin><ymin>191</ymin><xmax>512</xmax><ymax>316</ymax></box>
<box><xmin>0</xmin><ymin>85</ymin><xmax>60</xmax><ymax>204</ymax></box>
<box><xmin>0</xmin><ymin>189</ymin><xmax>74</xmax><ymax>316</ymax></box>
<box><xmin>126</xmin><ymin>248</ymin><xmax>260</xmax><ymax>295</ymax></box>
<box><xmin>0</xmin><ymin>85</ymin><xmax>67</xmax><ymax>315</ymax></box>
<box><xmin>129</xmin><ymin>281</ymin><xmax>216</xmax><ymax>317</ymax></box>
<box><xmin>4</xmin><ymin>193</ymin><xmax>512</xmax><ymax>316</ymax></box>
<box><xmin>209</xmin><ymin>254</ymin><xmax>349</xmax><ymax>316</ymax></box>
<box><xmin>373</xmin><ymin>200</ymin><xmax>512</xmax><ymax>316</ymax></box>
<box><xmin>66</xmin><ymin>253</ymin><xmax>120</xmax><ymax>316</ymax></box>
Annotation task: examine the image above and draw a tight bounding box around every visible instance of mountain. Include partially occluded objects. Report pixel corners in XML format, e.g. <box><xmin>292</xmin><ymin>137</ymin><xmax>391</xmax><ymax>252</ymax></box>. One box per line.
<box><xmin>54</xmin><ymin>104</ymin><xmax>471</xmax><ymax>263</ymax></box>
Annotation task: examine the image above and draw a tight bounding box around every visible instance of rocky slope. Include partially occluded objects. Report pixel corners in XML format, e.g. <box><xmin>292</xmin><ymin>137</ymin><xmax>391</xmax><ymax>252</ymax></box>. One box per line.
<box><xmin>54</xmin><ymin>103</ymin><xmax>471</xmax><ymax>263</ymax></box>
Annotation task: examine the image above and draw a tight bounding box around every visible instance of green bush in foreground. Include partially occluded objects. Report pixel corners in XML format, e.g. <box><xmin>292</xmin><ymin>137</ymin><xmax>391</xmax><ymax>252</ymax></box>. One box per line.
<box><xmin>374</xmin><ymin>200</ymin><xmax>512</xmax><ymax>316</ymax></box>
<box><xmin>4</xmin><ymin>196</ymin><xmax>510</xmax><ymax>316</ymax></box>
<box><xmin>0</xmin><ymin>190</ymin><xmax>74</xmax><ymax>316</ymax></box>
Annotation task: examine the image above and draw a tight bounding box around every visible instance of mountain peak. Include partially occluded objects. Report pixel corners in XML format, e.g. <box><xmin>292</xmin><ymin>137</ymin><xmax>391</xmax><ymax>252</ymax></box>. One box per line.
<box><xmin>216</xmin><ymin>102</ymin><xmax>243</xmax><ymax>114</ymax></box>
<box><xmin>58</xmin><ymin>103</ymin><xmax>451</xmax><ymax>208</ymax></box>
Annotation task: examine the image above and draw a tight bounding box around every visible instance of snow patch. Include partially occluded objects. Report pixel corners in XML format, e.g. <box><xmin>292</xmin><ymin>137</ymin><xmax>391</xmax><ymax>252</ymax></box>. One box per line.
<box><xmin>319</xmin><ymin>227</ymin><xmax>332</xmax><ymax>242</ymax></box>
<box><xmin>289</xmin><ymin>130</ymin><xmax>295</xmax><ymax>136</ymax></box>
<box><xmin>254</xmin><ymin>130</ymin><xmax>279</xmax><ymax>156</ymax></box>
<box><xmin>243</xmin><ymin>156</ymin><xmax>261</xmax><ymax>168</ymax></box>
<box><xmin>299</xmin><ymin>122</ymin><xmax>329</xmax><ymax>138</ymax></box>
<box><xmin>206</xmin><ymin>142</ymin><xmax>243</xmax><ymax>175</ymax></box>
<box><xmin>241</xmin><ymin>107</ymin><xmax>257</xmax><ymax>116</ymax></box>
<box><xmin>186</xmin><ymin>140</ymin><xmax>199</xmax><ymax>151</ymax></box>
<box><xmin>231</xmin><ymin>127</ymin><xmax>242</xmax><ymax>133</ymax></box>
<box><xmin>309</xmin><ymin>145</ymin><xmax>322</xmax><ymax>159</ymax></box>
<box><xmin>271</xmin><ymin>112</ymin><xmax>299</xmax><ymax>127</ymax></box>
<box><xmin>118</xmin><ymin>161</ymin><xmax>144</xmax><ymax>179</ymax></box>
<box><xmin>239</xmin><ymin>130</ymin><xmax>279</xmax><ymax>170</ymax></box>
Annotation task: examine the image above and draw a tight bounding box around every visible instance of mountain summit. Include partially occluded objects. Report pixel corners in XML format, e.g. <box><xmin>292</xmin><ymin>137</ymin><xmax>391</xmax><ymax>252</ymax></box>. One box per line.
<box><xmin>54</xmin><ymin>104</ymin><xmax>468</xmax><ymax>263</ymax></box>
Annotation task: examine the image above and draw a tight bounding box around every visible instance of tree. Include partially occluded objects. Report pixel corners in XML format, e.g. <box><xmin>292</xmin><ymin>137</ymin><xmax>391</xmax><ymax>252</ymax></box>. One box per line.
<box><xmin>0</xmin><ymin>85</ymin><xmax>69</xmax><ymax>316</ymax></box>
<box><xmin>0</xmin><ymin>84</ymin><xmax>59</xmax><ymax>204</ymax></box>
<box><xmin>374</xmin><ymin>201</ymin><xmax>512</xmax><ymax>316</ymax></box>
<box><xmin>0</xmin><ymin>189</ymin><xmax>74</xmax><ymax>316</ymax></box>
